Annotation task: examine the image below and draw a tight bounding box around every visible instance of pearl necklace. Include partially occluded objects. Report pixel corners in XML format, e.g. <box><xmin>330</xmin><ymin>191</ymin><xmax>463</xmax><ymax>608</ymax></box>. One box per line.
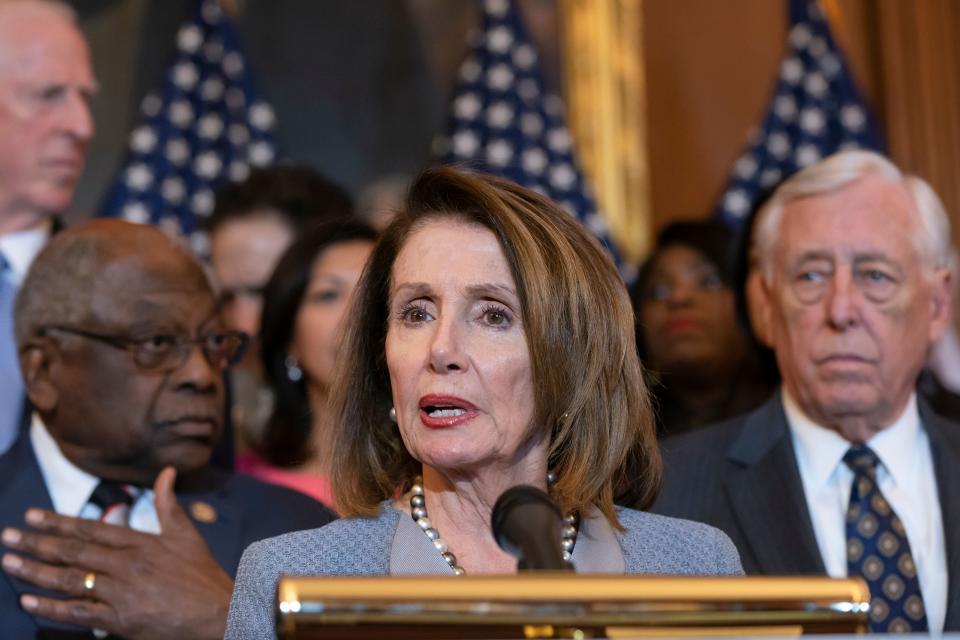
<box><xmin>408</xmin><ymin>475</ymin><xmax>579</xmax><ymax>576</ymax></box>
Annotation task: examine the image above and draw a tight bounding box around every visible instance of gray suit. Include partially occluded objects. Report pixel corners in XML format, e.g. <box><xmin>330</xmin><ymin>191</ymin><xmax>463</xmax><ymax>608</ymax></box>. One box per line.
<box><xmin>226</xmin><ymin>503</ymin><xmax>743</xmax><ymax>639</ymax></box>
<box><xmin>652</xmin><ymin>392</ymin><xmax>960</xmax><ymax>631</ymax></box>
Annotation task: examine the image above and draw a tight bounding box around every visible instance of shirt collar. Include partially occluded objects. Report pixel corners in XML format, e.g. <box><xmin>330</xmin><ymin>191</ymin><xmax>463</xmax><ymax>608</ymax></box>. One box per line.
<box><xmin>783</xmin><ymin>386</ymin><xmax>921</xmax><ymax>489</ymax></box>
<box><xmin>0</xmin><ymin>222</ymin><xmax>52</xmax><ymax>284</ymax></box>
<box><xmin>29</xmin><ymin>413</ymin><xmax>100</xmax><ymax>517</ymax></box>
<box><xmin>863</xmin><ymin>394</ymin><xmax>921</xmax><ymax>489</ymax></box>
<box><xmin>783</xmin><ymin>388</ymin><xmax>851</xmax><ymax>490</ymax></box>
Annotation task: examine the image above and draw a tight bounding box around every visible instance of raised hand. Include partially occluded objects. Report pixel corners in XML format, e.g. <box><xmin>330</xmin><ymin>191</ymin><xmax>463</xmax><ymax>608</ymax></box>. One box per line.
<box><xmin>1</xmin><ymin>467</ymin><xmax>235</xmax><ymax>640</ymax></box>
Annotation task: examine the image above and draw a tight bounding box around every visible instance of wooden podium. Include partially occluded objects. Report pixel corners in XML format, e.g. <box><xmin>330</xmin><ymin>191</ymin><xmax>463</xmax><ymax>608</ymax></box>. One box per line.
<box><xmin>275</xmin><ymin>575</ymin><xmax>869</xmax><ymax>638</ymax></box>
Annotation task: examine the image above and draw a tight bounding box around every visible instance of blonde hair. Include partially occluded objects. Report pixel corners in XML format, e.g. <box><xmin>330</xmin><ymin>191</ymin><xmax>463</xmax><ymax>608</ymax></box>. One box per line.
<box><xmin>329</xmin><ymin>166</ymin><xmax>660</xmax><ymax>526</ymax></box>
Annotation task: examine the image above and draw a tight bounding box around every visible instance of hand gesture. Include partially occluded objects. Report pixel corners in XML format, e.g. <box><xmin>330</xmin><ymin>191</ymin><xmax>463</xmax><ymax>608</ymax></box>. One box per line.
<box><xmin>1</xmin><ymin>467</ymin><xmax>234</xmax><ymax>639</ymax></box>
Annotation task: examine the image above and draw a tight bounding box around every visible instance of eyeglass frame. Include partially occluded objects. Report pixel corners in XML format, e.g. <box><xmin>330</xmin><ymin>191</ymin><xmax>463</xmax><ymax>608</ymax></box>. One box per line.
<box><xmin>37</xmin><ymin>325</ymin><xmax>249</xmax><ymax>373</ymax></box>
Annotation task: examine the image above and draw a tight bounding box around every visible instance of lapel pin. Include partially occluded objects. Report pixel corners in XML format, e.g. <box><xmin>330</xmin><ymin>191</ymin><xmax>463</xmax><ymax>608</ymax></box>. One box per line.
<box><xmin>190</xmin><ymin>501</ymin><xmax>217</xmax><ymax>524</ymax></box>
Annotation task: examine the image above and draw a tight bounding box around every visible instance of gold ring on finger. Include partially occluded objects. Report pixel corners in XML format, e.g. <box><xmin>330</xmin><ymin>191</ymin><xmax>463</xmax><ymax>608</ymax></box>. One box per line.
<box><xmin>83</xmin><ymin>571</ymin><xmax>96</xmax><ymax>591</ymax></box>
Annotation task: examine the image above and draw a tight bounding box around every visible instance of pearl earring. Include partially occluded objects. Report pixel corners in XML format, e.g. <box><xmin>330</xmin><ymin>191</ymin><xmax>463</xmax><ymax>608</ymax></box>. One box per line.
<box><xmin>284</xmin><ymin>355</ymin><xmax>302</xmax><ymax>382</ymax></box>
<box><xmin>389</xmin><ymin>407</ymin><xmax>397</xmax><ymax>423</ymax></box>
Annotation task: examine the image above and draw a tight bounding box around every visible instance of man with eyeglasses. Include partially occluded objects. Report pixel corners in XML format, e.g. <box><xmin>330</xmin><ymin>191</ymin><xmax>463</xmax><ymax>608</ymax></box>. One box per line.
<box><xmin>653</xmin><ymin>151</ymin><xmax>960</xmax><ymax>633</ymax></box>
<box><xmin>0</xmin><ymin>220</ymin><xmax>335</xmax><ymax>638</ymax></box>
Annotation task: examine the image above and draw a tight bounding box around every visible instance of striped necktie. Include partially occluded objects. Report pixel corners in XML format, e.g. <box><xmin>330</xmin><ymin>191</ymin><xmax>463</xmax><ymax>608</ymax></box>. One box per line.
<box><xmin>0</xmin><ymin>251</ymin><xmax>22</xmax><ymax>454</ymax></box>
<box><xmin>88</xmin><ymin>481</ymin><xmax>137</xmax><ymax>527</ymax></box>
<box><xmin>844</xmin><ymin>445</ymin><xmax>928</xmax><ymax>633</ymax></box>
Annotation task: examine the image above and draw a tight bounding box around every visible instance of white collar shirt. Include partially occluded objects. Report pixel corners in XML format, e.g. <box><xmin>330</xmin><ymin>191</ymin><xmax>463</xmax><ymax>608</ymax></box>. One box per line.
<box><xmin>784</xmin><ymin>388</ymin><xmax>947</xmax><ymax>632</ymax></box>
<box><xmin>0</xmin><ymin>223</ymin><xmax>51</xmax><ymax>286</ymax></box>
<box><xmin>30</xmin><ymin>414</ymin><xmax>160</xmax><ymax>534</ymax></box>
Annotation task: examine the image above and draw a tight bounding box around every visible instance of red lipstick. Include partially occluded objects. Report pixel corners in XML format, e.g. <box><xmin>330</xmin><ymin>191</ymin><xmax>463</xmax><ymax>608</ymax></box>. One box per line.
<box><xmin>418</xmin><ymin>394</ymin><xmax>478</xmax><ymax>429</ymax></box>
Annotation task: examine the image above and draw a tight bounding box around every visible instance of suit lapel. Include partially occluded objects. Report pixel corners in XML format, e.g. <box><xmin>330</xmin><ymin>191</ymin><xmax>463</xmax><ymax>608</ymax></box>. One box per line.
<box><xmin>175</xmin><ymin>470</ymin><xmax>244</xmax><ymax>575</ymax></box>
<box><xmin>723</xmin><ymin>396</ymin><xmax>825</xmax><ymax>574</ymax></box>
<box><xmin>0</xmin><ymin>434</ymin><xmax>84</xmax><ymax>634</ymax></box>
<box><xmin>920</xmin><ymin>403</ymin><xmax>960</xmax><ymax>630</ymax></box>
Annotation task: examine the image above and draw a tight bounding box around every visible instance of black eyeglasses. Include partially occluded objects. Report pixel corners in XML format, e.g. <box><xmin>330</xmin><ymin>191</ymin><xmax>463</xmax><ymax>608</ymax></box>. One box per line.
<box><xmin>39</xmin><ymin>326</ymin><xmax>248</xmax><ymax>373</ymax></box>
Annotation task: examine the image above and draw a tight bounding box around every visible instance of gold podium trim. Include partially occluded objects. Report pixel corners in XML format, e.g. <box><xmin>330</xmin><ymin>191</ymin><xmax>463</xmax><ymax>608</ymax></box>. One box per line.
<box><xmin>276</xmin><ymin>575</ymin><xmax>869</xmax><ymax>638</ymax></box>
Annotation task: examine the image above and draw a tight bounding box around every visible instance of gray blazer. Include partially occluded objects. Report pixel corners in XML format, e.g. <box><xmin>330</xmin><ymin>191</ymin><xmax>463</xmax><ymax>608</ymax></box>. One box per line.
<box><xmin>652</xmin><ymin>392</ymin><xmax>960</xmax><ymax>631</ymax></box>
<box><xmin>225</xmin><ymin>504</ymin><xmax>743</xmax><ymax>639</ymax></box>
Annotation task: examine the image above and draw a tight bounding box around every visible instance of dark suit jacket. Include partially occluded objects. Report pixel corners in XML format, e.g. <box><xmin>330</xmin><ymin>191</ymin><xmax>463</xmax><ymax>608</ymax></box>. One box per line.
<box><xmin>651</xmin><ymin>391</ymin><xmax>960</xmax><ymax>631</ymax></box>
<box><xmin>919</xmin><ymin>368</ymin><xmax>960</xmax><ymax>423</ymax></box>
<box><xmin>0</xmin><ymin>432</ymin><xmax>335</xmax><ymax>638</ymax></box>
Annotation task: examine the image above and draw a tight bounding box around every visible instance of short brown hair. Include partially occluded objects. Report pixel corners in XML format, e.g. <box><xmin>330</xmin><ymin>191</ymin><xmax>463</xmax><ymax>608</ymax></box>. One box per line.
<box><xmin>330</xmin><ymin>167</ymin><xmax>660</xmax><ymax>525</ymax></box>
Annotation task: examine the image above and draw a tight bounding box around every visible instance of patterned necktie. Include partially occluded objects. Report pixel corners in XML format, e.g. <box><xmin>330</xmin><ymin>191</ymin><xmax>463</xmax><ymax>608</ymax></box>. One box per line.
<box><xmin>0</xmin><ymin>251</ymin><xmax>23</xmax><ymax>454</ymax></box>
<box><xmin>88</xmin><ymin>481</ymin><xmax>137</xmax><ymax>527</ymax></box>
<box><xmin>843</xmin><ymin>445</ymin><xmax>928</xmax><ymax>633</ymax></box>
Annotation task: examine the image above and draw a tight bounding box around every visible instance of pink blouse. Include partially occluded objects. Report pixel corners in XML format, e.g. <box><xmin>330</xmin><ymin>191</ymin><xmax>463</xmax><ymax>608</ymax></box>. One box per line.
<box><xmin>236</xmin><ymin>451</ymin><xmax>336</xmax><ymax>511</ymax></box>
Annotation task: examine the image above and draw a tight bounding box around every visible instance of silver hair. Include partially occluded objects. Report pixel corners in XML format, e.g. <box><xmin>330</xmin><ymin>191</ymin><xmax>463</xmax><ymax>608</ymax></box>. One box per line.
<box><xmin>754</xmin><ymin>150</ymin><xmax>952</xmax><ymax>283</ymax></box>
<box><xmin>14</xmin><ymin>232</ymin><xmax>105</xmax><ymax>347</ymax></box>
<box><xmin>14</xmin><ymin>222</ymin><xmax>205</xmax><ymax>347</ymax></box>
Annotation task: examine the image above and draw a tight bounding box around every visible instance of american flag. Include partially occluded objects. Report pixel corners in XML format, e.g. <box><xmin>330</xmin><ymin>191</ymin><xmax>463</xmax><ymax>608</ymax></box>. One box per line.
<box><xmin>100</xmin><ymin>0</ymin><xmax>277</xmax><ymax>256</ymax></box>
<box><xmin>433</xmin><ymin>0</ymin><xmax>628</xmax><ymax>277</ymax></box>
<box><xmin>715</xmin><ymin>0</ymin><xmax>883</xmax><ymax>226</ymax></box>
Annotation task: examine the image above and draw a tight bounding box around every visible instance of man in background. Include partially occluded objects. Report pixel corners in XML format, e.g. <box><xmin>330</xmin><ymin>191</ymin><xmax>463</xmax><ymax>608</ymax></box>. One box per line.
<box><xmin>0</xmin><ymin>0</ymin><xmax>96</xmax><ymax>454</ymax></box>
<box><xmin>0</xmin><ymin>220</ymin><xmax>333</xmax><ymax>638</ymax></box>
<box><xmin>208</xmin><ymin>165</ymin><xmax>354</xmax><ymax>340</ymax></box>
<box><xmin>654</xmin><ymin>150</ymin><xmax>960</xmax><ymax>633</ymax></box>
<box><xmin>206</xmin><ymin>166</ymin><xmax>354</xmax><ymax>448</ymax></box>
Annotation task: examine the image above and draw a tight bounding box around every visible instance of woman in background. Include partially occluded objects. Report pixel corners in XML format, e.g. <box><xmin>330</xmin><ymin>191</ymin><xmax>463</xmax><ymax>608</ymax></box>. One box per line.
<box><xmin>633</xmin><ymin>220</ymin><xmax>773</xmax><ymax>437</ymax></box>
<box><xmin>236</xmin><ymin>219</ymin><xmax>377</xmax><ymax>508</ymax></box>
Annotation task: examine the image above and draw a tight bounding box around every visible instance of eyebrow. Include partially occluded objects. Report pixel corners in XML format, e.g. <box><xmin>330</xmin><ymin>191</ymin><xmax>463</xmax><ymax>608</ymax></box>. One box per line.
<box><xmin>852</xmin><ymin>253</ymin><xmax>905</xmax><ymax>280</ymax></box>
<box><xmin>307</xmin><ymin>273</ymin><xmax>349</xmax><ymax>286</ymax></box>
<box><xmin>792</xmin><ymin>250</ymin><xmax>834</xmax><ymax>263</ymax></box>
<box><xmin>650</xmin><ymin>258</ymin><xmax>719</xmax><ymax>278</ymax></box>
<box><xmin>465</xmin><ymin>283</ymin><xmax>517</xmax><ymax>300</ymax></box>
<box><xmin>391</xmin><ymin>282</ymin><xmax>431</xmax><ymax>300</ymax></box>
<box><xmin>123</xmin><ymin>301</ymin><xmax>220</xmax><ymax>332</ymax></box>
<box><xmin>851</xmin><ymin>252</ymin><xmax>899</xmax><ymax>265</ymax></box>
<box><xmin>788</xmin><ymin>250</ymin><xmax>903</xmax><ymax>271</ymax></box>
<box><xmin>391</xmin><ymin>281</ymin><xmax>518</xmax><ymax>301</ymax></box>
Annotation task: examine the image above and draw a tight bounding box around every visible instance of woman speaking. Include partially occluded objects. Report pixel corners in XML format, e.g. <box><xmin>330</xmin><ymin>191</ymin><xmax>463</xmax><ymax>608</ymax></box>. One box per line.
<box><xmin>226</xmin><ymin>167</ymin><xmax>742</xmax><ymax>638</ymax></box>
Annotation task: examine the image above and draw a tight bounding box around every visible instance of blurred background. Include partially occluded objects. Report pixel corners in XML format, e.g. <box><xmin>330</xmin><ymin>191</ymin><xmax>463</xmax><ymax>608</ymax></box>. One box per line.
<box><xmin>69</xmin><ymin>0</ymin><xmax>960</xmax><ymax>258</ymax></box>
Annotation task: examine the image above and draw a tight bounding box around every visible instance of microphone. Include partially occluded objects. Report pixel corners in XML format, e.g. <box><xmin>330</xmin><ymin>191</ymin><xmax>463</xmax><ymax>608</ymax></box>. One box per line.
<box><xmin>491</xmin><ymin>485</ymin><xmax>573</xmax><ymax>571</ymax></box>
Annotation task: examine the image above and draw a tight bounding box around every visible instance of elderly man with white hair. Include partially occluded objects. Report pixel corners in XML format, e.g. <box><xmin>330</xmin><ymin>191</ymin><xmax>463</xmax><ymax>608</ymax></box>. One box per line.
<box><xmin>653</xmin><ymin>150</ymin><xmax>959</xmax><ymax>634</ymax></box>
<box><xmin>0</xmin><ymin>0</ymin><xmax>96</xmax><ymax>455</ymax></box>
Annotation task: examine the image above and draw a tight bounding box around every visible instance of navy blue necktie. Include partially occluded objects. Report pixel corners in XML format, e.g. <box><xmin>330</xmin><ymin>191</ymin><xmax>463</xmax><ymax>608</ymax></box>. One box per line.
<box><xmin>844</xmin><ymin>445</ymin><xmax>928</xmax><ymax>633</ymax></box>
<box><xmin>0</xmin><ymin>251</ymin><xmax>22</xmax><ymax>454</ymax></box>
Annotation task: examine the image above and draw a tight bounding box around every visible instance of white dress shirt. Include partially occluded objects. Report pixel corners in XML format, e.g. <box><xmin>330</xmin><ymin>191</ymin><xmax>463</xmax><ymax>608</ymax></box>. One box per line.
<box><xmin>0</xmin><ymin>223</ymin><xmax>51</xmax><ymax>286</ymax></box>
<box><xmin>784</xmin><ymin>389</ymin><xmax>947</xmax><ymax>632</ymax></box>
<box><xmin>30</xmin><ymin>414</ymin><xmax>161</xmax><ymax>534</ymax></box>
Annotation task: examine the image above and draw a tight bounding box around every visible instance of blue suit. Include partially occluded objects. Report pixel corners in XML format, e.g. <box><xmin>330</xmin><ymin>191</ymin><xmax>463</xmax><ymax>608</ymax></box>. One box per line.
<box><xmin>0</xmin><ymin>430</ymin><xmax>335</xmax><ymax>638</ymax></box>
